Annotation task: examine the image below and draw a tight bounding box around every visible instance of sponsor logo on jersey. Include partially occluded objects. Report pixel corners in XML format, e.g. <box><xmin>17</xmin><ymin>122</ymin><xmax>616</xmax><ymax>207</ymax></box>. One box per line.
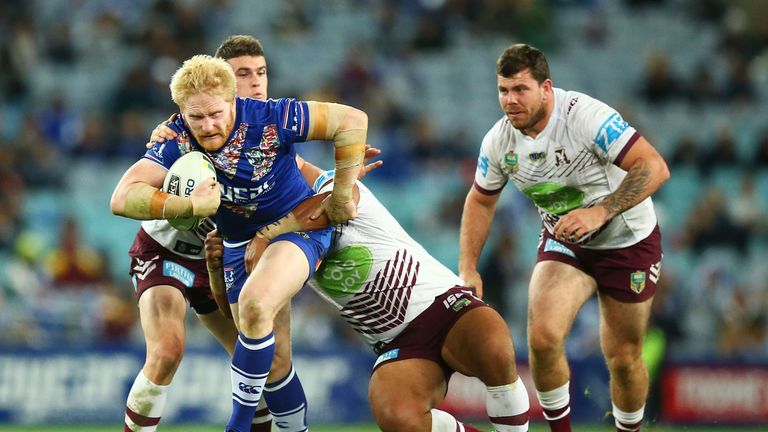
<box><xmin>523</xmin><ymin>182</ymin><xmax>584</xmax><ymax>215</ymax></box>
<box><xmin>528</xmin><ymin>151</ymin><xmax>546</xmax><ymax>162</ymax></box>
<box><xmin>316</xmin><ymin>245</ymin><xmax>374</xmax><ymax>296</ymax></box>
<box><xmin>594</xmin><ymin>113</ymin><xmax>629</xmax><ymax>153</ymax></box>
<box><xmin>544</xmin><ymin>238</ymin><xmax>576</xmax><ymax>258</ymax></box>
<box><xmin>567</xmin><ymin>96</ymin><xmax>579</xmax><ymax>115</ymax></box>
<box><xmin>220</xmin><ymin>182</ymin><xmax>273</xmax><ymax>203</ymax></box>
<box><xmin>223</xmin><ymin>267</ymin><xmax>236</xmax><ymax>290</ymax></box>
<box><xmin>554</xmin><ymin>147</ymin><xmax>571</xmax><ymax>167</ymax></box>
<box><xmin>163</xmin><ymin>261</ymin><xmax>195</xmax><ymax>287</ymax></box>
<box><xmin>630</xmin><ymin>270</ymin><xmax>646</xmax><ymax>294</ymax></box>
<box><xmin>478</xmin><ymin>154</ymin><xmax>490</xmax><ymax>177</ymax></box>
<box><xmin>502</xmin><ymin>151</ymin><xmax>518</xmax><ymax>175</ymax></box>
<box><xmin>373</xmin><ymin>348</ymin><xmax>400</xmax><ymax>368</ymax></box>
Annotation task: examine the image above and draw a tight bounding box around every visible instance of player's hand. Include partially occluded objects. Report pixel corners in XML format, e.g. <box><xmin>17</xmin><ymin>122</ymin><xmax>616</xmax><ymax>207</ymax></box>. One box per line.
<box><xmin>459</xmin><ymin>269</ymin><xmax>484</xmax><ymax>299</ymax></box>
<box><xmin>312</xmin><ymin>194</ymin><xmax>358</xmax><ymax>224</ymax></box>
<box><xmin>189</xmin><ymin>178</ymin><xmax>221</xmax><ymax>217</ymax></box>
<box><xmin>245</xmin><ymin>236</ymin><xmax>270</xmax><ymax>274</ymax></box>
<box><xmin>145</xmin><ymin>114</ymin><xmax>179</xmax><ymax>149</ymax></box>
<box><xmin>291</xmin><ymin>191</ymin><xmax>331</xmax><ymax>230</ymax></box>
<box><xmin>553</xmin><ymin>206</ymin><xmax>608</xmax><ymax>243</ymax></box>
<box><xmin>204</xmin><ymin>229</ymin><xmax>224</xmax><ymax>272</ymax></box>
<box><xmin>358</xmin><ymin>145</ymin><xmax>383</xmax><ymax>180</ymax></box>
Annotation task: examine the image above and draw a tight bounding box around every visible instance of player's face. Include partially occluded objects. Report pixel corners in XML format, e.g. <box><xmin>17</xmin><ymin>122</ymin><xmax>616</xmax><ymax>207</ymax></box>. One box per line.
<box><xmin>497</xmin><ymin>70</ymin><xmax>552</xmax><ymax>135</ymax></box>
<box><xmin>227</xmin><ymin>55</ymin><xmax>268</xmax><ymax>100</ymax></box>
<box><xmin>182</xmin><ymin>92</ymin><xmax>236</xmax><ymax>151</ymax></box>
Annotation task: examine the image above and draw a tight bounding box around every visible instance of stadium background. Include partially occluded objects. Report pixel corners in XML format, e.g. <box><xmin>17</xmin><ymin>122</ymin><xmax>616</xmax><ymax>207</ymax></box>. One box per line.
<box><xmin>1</xmin><ymin>0</ymin><xmax>767</xmax><ymax>430</ymax></box>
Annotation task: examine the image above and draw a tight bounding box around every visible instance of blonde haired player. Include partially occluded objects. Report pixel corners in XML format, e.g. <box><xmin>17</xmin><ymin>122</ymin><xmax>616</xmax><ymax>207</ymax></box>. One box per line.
<box><xmin>112</xmin><ymin>52</ymin><xmax>368</xmax><ymax>432</ymax></box>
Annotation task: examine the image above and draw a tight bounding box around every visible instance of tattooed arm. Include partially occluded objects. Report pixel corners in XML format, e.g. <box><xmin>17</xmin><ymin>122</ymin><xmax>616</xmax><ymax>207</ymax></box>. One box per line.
<box><xmin>553</xmin><ymin>136</ymin><xmax>670</xmax><ymax>242</ymax></box>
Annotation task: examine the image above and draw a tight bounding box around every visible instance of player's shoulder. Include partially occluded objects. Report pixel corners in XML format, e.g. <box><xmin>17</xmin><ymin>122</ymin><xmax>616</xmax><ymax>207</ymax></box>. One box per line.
<box><xmin>559</xmin><ymin>88</ymin><xmax>610</xmax><ymax>119</ymax></box>
<box><xmin>483</xmin><ymin>115</ymin><xmax>515</xmax><ymax>146</ymax></box>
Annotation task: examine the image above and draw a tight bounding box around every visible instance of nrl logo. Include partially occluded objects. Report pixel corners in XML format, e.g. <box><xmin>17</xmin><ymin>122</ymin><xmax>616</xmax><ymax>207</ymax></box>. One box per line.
<box><xmin>502</xmin><ymin>151</ymin><xmax>519</xmax><ymax>175</ymax></box>
<box><xmin>630</xmin><ymin>270</ymin><xmax>646</xmax><ymax>294</ymax></box>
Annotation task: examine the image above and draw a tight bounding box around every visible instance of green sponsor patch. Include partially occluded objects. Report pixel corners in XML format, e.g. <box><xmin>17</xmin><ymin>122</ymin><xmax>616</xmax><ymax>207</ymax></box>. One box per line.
<box><xmin>315</xmin><ymin>245</ymin><xmax>373</xmax><ymax>297</ymax></box>
<box><xmin>522</xmin><ymin>182</ymin><xmax>584</xmax><ymax>215</ymax></box>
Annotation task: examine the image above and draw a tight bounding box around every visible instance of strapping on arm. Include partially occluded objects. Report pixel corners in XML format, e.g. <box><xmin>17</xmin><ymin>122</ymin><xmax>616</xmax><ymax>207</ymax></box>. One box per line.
<box><xmin>307</xmin><ymin>102</ymin><xmax>367</xmax><ymax>203</ymax></box>
<box><xmin>123</xmin><ymin>183</ymin><xmax>193</xmax><ymax>220</ymax></box>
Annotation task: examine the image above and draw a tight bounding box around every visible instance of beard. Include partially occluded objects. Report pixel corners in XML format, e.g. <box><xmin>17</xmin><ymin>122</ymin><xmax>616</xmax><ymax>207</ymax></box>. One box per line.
<box><xmin>511</xmin><ymin>101</ymin><xmax>547</xmax><ymax>133</ymax></box>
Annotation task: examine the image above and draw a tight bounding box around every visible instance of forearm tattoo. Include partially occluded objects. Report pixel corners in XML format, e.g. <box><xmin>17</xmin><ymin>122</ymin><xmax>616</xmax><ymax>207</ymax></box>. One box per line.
<box><xmin>601</xmin><ymin>159</ymin><xmax>652</xmax><ymax>218</ymax></box>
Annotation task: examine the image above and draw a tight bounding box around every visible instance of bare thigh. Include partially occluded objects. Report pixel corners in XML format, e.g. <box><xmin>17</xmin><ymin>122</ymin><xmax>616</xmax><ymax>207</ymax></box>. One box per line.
<box><xmin>598</xmin><ymin>292</ymin><xmax>653</xmax><ymax>361</ymax></box>
<box><xmin>442</xmin><ymin>306</ymin><xmax>518</xmax><ymax>386</ymax></box>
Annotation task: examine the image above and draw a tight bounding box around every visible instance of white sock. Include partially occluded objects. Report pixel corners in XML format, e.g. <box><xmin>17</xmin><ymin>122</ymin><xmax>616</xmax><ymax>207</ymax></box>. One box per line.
<box><xmin>124</xmin><ymin>371</ymin><xmax>170</xmax><ymax>432</ymax></box>
<box><xmin>487</xmin><ymin>378</ymin><xmax>530</xmax><ymax>431</ymax></box>
<box><xmin>613</xmin><ymin>402</ymin><xmax>644</xmax><ymax>431</ymax></box>
<box><xmin>431</xmin><ymin>408</ymin><xmax>465</xmax><ymax>432</ymax></box>
<box><xmin>536</xmin><ymin>381</ymin><xmax>570</xmax><ymax>421</ymax></box>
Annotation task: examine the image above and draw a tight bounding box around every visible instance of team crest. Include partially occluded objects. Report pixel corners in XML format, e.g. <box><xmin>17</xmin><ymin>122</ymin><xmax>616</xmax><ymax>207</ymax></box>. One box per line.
<box><xmin>502</xmin><ymin>151</ymin><xmax>519</xmax><ymax>175</ymax></box>
<box><xmin>554</xmin><ymin>147</ymin><xmax>571</xmax><ymax>167</ymax></box>
<box><xmin>630</xmin><ymin>271</ymin><xmax>646</xmax><ymax>294</ymax></box>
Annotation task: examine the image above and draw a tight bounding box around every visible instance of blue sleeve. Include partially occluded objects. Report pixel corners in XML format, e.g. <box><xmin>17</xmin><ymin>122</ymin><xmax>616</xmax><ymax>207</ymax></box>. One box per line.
<box><xmin>275</xmin><ymin>98</ymin><xmax>310</xmax><ymax>144</ymax></box>
<box><xmin>143</xmin><ymin>119</ymin><xmax>187</xmax><ymax>169</ymax></box>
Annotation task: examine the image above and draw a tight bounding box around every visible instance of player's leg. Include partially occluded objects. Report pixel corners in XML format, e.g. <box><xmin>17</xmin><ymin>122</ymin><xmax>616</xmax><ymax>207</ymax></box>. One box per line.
<box><xmin>125</xmin><ymin>285</ymin><xmax>187</xmax><ymax>432</ymax></box>
<box><xmin>442</xmin><ymin>306</ymin><xmax>529</xmax><ymax>431</ymax></box>
<box><xmin>598</xmin><ymin>293</ymin><xmax>653</xmax><ymax>432</ymax></box>
<box><xmin>369</xmin><ymin>359</ymin><xmax>467</xmax><ymax>432</ymax></box>
<box><xmin>228</xmin><ymin>240</ymin><xmax>311</xmax><ymax>432</ymax></box>
<box><xmin>528</xmin><ymin>260</ymin><xmax>596</xmax><ymax>432</ymax></box>
<box><xmin>196</xmin><ymin>308</ymin><xmax>239</xmax><ymax>354</ymax></box>
<box><xmin>262</xmin><ymin>302</ymin><xmax>310</xmax><ymax>432</ymax></box>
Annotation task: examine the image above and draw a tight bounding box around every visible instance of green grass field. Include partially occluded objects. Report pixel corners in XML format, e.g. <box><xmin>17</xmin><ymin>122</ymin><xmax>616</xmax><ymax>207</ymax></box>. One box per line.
<box><xmin>3</xmin><ymin>424</ymin><xmax>765</xmax><ymax>431</ymax></box>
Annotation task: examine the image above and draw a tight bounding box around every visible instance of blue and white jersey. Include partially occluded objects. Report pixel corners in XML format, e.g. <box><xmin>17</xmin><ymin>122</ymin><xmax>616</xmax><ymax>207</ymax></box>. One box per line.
<box><xmin>145</xmin><ymin>97</ymin><xmax>313</xmax><ymax>242</ymax></box>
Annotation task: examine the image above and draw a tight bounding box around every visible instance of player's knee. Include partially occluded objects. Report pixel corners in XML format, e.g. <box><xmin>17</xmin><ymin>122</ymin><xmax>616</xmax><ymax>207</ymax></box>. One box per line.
<box><xmin>146</xmin><ymin>342</ymin><xmax>184</xmax><ymax>378</ymax></box>
<box><xmin>476</xmin><ymin>343</ymin><xmax>517</xmax><ymax>385</ymax></box>
<box><xmin>604</xmin><ymin>345</ymin><xmax>644</xmax><ymax>377</ymax></box>
<box><xmin>372</xmin><ymin>403</ymin><xmax>428</xmax><ymax>432</ymax></box>
<box><xmin>528</xmin><ymin>327</ymin><xmax>565</xmax><ymax>358</ymax></box>
<box><xmin>237</xmin><ymin>296</ymin><xmax>275</xmax><ymax>330</ymax></box>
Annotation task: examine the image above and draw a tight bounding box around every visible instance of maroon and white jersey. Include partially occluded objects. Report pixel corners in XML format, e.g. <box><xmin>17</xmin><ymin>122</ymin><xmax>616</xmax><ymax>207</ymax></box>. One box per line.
<box><xmin>474</xmin><ymin>88</ymin><xmax>657</xmax><ymax>249</ymax></box>
<box><xmin>306</xmin><ymin>173</ymin><xmax>464</xmax><ymax>347</ymax></box>
<box><xmin>140</xmin><ymin>218</ymin><xmax>215</xmax><ymax>260</ymax></box>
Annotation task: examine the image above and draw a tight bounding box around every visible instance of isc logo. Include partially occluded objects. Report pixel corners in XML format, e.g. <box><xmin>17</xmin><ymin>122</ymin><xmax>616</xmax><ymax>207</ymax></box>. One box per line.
<box><xmin>239</xmin><ymin>382</ymin><xmax>261</xmax><ymax>394</ymax></box>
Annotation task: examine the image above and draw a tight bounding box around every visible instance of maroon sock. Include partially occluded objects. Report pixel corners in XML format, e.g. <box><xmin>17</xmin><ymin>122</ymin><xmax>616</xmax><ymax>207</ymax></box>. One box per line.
<box><xmin>250</xmin><ymin>407</ymin><xmax>272</xmax><ymax>432</ymax></box>
<box><xmin>461</xmin><ymin>424</ymin><xmax>484</xmax><ymax>432</ymax></box>
<box><xmin>543</xmin><ymin>405</ymin><xmax>572</xmax><ymax>432</ymax></box>
<box><xmin>125</xmin><ymin>407</ymin><xmax>161</xmax><ymax>431</ymax></box>
<box><xmin>616</xmin><ymin>419</ymin><xmax>643</xmax><ymax>431</ymax></box>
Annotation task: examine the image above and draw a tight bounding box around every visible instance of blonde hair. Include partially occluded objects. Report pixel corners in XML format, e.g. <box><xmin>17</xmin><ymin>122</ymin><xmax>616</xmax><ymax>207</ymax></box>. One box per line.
<box><xmin>170</xmin><ymin>55</ymin><xmax>236</xmax><ymax>109</ymax></box>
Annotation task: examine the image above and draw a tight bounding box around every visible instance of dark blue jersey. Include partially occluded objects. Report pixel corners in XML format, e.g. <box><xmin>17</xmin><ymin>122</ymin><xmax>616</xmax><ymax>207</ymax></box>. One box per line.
<box><xmin>145</xmin><ymin>97</ymin><xmax>313</xmax><ymax>242</ymax></box>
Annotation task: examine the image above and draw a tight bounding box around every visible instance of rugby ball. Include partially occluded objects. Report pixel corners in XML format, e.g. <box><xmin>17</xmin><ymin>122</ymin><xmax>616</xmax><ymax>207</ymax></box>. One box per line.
<box><xmin>162</xmin><ymin>151</ymin><xmax>217</xmax><ymax>231</ymax></box>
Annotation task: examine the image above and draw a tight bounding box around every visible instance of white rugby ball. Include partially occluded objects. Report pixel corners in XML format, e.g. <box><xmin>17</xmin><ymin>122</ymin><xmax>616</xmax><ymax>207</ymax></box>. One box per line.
<box><xmin>162</xmin><ymin>151</ymin><xmax>216</xmax><ymax>231</ymax></box>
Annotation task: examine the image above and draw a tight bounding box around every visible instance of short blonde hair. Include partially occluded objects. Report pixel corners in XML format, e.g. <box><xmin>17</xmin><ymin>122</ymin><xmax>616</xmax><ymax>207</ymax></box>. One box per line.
<box><xmin>170</xmin><ymin>55</ymin><xmax>236</xmax><ymax>109</ymax></box>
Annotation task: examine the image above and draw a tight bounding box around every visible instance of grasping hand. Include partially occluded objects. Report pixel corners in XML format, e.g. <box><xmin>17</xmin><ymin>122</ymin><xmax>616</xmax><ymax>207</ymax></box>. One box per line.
<box><xmin>552</xmin><ymin>205</ymin><xmax>609</xmax><ymax>243</ymax></box>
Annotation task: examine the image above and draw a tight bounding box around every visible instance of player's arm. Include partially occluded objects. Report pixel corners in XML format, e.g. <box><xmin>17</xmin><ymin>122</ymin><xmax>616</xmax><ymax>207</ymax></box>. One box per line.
<box><xmin>553</xmin><ymin>136</ymin><xmax>670</xmax><ymax>241</ymax></box>
<box><xmin>305</xmin><ymin>101</ymin><xmax>368</xmax><ymax>224</ymax></box>
<box><xmin>110</xmin><ymin>159</ymin><xmax>219</xmax><ymax>220</ymax></box>
<box><xmin>204</xmin><ymin>229</ymin><xmax>232</xmax><ymax>319</ymax></box>
<box><xmin>598</xmin><ymin>136</ymin><xmax>670</xmax><ymax>219</ymax></box>
<box><xmin>458</xmin><ymin>185</ymin><xmax>501</xmax><ymax>298</ymax></box>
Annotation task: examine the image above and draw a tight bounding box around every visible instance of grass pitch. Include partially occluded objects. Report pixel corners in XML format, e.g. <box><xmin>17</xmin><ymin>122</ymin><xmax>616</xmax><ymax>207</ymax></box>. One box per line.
<box><xmin>3</xmin><ymin>424</ymin><xmax>766</xmax><ymax>431</ymax></box>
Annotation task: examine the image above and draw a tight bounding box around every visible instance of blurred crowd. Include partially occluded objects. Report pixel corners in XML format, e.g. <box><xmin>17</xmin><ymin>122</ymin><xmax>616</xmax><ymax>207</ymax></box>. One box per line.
<box><xmin>0</xmin><ymin>0</ymin><xmax>767</xmax><ymax>362</ymax></box>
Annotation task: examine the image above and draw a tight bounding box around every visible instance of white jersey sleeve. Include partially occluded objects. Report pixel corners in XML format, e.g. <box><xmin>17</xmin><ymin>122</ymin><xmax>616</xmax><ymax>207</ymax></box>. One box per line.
<box><xmin>567</xmin><ymin>92</ymin><xmax>638</xmax><ymax>165</ymax></box>
<box><xmin>473</xmin><ymin>119</ymin><xmax>510</xmax><ymax>194</ymax></box>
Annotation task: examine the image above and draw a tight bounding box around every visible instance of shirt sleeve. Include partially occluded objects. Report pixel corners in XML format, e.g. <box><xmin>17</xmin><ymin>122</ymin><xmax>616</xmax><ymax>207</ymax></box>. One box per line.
<box><xmin>473</xmin><ymin>125</ymin><xmax>507</xmax><ymax>194</ymax></box>
<box><xmin>276</xmin><ymin>98</ymin><xmax>310</xmax><ymax>144</ymax></box>
<box><xmin>568</xmin><ymin>94</ymin><xmax>638</xmax><ymax>164</ymax></box>
<box><xmin>143</xmin><ymin>119</ymin><xmax>186</xmax><ymax>169</ymax></box>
